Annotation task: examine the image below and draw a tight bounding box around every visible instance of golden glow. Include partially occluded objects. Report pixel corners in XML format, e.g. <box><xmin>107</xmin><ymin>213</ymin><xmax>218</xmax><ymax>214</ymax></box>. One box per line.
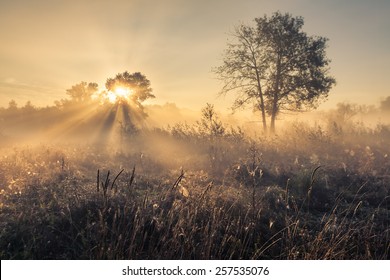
<box><xmin>105</xmin><ymin>87</ymin><xmax>133</xmax><ymax>103</ymax></box>
<box><xmin>115</xmin><ymin>87</ymin><xmax>130</xmax><ymax>98</ymax></box>
<box><xmin>107</xmin><ymin>91</ymin><xmax>117</xmax><ymax>103</ymax></box>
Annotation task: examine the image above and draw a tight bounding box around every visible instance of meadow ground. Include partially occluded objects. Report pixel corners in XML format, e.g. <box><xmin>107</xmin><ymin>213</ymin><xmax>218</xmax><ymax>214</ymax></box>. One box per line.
<box><xmin>0</xmin><ymin>120</ymin><xmax>389</xmax><ymax>259</ymax></box>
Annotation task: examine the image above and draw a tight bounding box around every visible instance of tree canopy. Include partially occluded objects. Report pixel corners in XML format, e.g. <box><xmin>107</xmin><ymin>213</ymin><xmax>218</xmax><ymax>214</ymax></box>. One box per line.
<box><xmin>214</xmin><ymin>11</ymin><xmax>336</xmax><ymax>133</ymax></box>
<box><xmin>380</xmin><ymin>96</ymin><xmax>390</xmax><ymax>112</ymax></box>
<box><xmin>66</xmin><ymin>81</ymin><xmax>99</xmax><ymax>103</ymax></box>
<box><xmin>105</xmin><ymin>71</ymin><xmax>155</xmax><ymax>106</ymax></box>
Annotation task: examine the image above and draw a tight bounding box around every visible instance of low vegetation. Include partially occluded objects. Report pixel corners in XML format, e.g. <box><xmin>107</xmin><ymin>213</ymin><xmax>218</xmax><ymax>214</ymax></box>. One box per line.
<box><xmin>0</xmin><ymin>108</ymin><xmax>389</xmax><ymax>259</ymax></box>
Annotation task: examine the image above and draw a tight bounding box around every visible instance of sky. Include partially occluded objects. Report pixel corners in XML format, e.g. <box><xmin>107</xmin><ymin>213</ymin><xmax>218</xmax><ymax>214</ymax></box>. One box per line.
<box><xmin>0</xmin><ymin>0</ymin><xmax>389</xmax><ymax>112</ymax></box>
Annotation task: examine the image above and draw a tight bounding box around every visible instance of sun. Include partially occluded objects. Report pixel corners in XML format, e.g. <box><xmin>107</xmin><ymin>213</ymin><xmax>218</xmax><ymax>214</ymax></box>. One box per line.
<box><xmin>115</xmin><ymin>87</ymin><xmax>130</xmax><ymax>98</ymax></box>
<box><xmin>106</xmin><ymin>87</ymin><xmax>133</xmax><ymax>103</ymax></box>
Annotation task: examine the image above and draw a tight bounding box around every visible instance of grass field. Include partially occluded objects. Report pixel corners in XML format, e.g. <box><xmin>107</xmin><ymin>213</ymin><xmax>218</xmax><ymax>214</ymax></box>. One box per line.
<box><xmin>0</xmin><ymin>117</ymin><xmax>389</xmax><ymax>259</ymax></box>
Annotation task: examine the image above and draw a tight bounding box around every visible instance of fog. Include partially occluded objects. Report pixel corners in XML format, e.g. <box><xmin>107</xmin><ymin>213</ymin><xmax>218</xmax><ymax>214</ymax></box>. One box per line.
<box><xmin>1</xmin><ymin>95</ymin><xmax>390</xmax><ymax>173</ymax></box>
<box><xmin>1</xmin><ymin>93</ymin><xmax>390</xmax><ymax>260</ymax></box>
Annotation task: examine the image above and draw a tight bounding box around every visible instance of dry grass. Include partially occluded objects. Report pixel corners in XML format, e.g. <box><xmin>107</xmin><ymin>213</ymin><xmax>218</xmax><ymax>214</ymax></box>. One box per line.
<box><xmin>0</xmin><ymin>121</ymin><xmax>389</xmax><ymax>259</ymax></box>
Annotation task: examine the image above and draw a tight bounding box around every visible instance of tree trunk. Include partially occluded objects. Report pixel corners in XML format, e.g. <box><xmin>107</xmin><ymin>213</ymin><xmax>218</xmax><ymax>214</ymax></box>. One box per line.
<box><xmin>270</xmin><ymin>121</ymin><xmax>275</xmax><ymax>134</ymax></box>
<box><xmin>270</xmin><ymin>53</ymin><xmax>282</xmax><ymax>134</ymax></box>
<box><xmin>255</xmin><ymin>68</ymin><xmax>267</xmax><ymax>133</ymax></box>
<box><xmin>270</xmin><ymin>98</ymin><xmax>278</xmax><ymax>134</ymax></box>
<box><xmin>259</xmin><ymin>99</ymin><xmax>267</xmax><ymax>132</ymax></box>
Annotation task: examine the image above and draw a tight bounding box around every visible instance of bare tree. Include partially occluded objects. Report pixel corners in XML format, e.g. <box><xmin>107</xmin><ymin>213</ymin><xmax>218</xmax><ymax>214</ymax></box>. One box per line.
<box><xmin>214</xmin><ymin>24</ymin><xmax>268</xmax><ymax>131</ymax></box>
<box><xmin>198</xmin><ymin>103</ymin><xmax>225</xmax><ymax>137</ymax></box>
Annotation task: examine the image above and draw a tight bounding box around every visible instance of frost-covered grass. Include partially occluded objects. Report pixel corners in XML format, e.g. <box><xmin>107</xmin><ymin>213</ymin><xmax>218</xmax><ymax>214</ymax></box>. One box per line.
<box><xmin>0</xmin><ymin>122</ymin><xmax>389</xmax><ymax>259</ymax></box>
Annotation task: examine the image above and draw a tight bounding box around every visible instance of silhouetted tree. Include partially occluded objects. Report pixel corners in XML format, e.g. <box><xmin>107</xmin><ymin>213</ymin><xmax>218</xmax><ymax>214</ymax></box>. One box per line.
<box><xmin>103</xmin><ymin>71</ymin><xmax>155</xmax><ymax>134</ymax></box>
<box><xmin>7</xmin><ymin>100</ymin><xmax>18</xmax><ymax>111</ymax></box>
<box><xmin>214</xmin><ymin>24</ymin><xmax>268</xmax><ymax>131</ymax></box>
<box><xmin>66</xmin><ymin>81</ymin><xmax>98</xmax><ymax>103</ymax></box>
<box><xmin>198</xmin><ymin>103</ymin><xmax>226</xmax><ymax>174</ymax></box>
<box><xmin>215</xmin><ymin>12</ymin><xmax>336</xmax><ymax>133</ymax></box>
<box><xmin>105</xmin><ymin>71</ymin><xmax>154</xmax><ymax>108</ymax></box>
<box><xmin>22</xmin><ymin>101</ymin><xmax>35</xmax><ymax>114</ymax></box>
<box><xmin>19</xmin><ymin>101</ymin><xmax>37</xmax><ymax>123</ymax></box>
<box><xmin>380</xmin><ymin>96</ymin><xmax>390</xmax><ymax>112</ymax></box>
<box><xmin>198</xmin><ymin>103</ymin><xmax>225</xmax><ymax>137</ymax></box>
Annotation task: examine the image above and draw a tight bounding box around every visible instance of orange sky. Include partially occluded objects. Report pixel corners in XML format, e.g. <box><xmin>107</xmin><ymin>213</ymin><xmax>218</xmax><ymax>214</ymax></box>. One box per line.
<box><xmin>0</xmin><ymin>0</ymin><xmax>389</xmax><ymax>112</ymax></box>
